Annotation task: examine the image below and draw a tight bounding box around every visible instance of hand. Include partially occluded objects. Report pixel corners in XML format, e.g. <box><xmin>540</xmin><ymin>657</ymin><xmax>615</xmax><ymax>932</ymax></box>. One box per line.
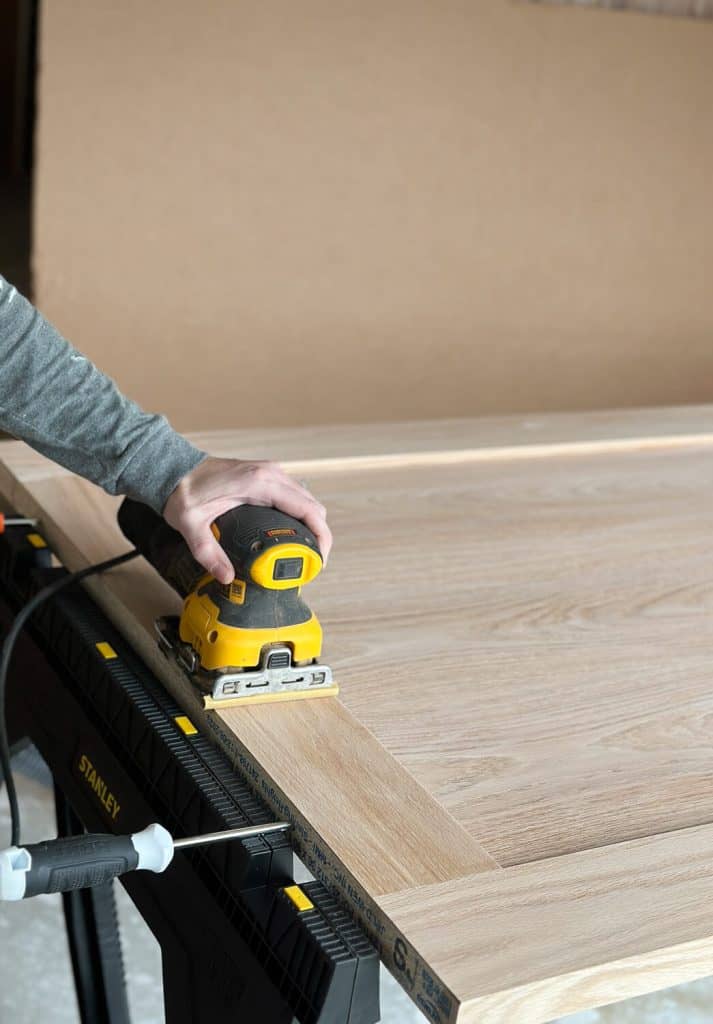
<box><xmin>163</xmin><ymin>456</ymin><xmax>332</xmax><ymax>584</ymax></box>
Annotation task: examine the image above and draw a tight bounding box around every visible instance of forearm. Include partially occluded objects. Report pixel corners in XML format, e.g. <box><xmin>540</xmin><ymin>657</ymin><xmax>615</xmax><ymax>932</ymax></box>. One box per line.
<box><xmin>0</xmin><ymin>276</ymin><xmax>206</xmax><ymax>513</ymax></box>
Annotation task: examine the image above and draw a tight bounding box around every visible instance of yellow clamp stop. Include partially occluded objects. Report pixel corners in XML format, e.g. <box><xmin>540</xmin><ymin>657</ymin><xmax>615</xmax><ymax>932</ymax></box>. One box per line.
<box><xmin>283</xmin><ymin>885</ymin><xmax>314</xmax><ymax>912</ymax></box>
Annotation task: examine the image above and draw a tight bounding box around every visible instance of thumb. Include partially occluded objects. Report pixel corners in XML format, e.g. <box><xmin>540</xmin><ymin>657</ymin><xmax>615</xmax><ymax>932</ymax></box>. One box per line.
<box><xmin>184</xmin><ymin>526</ymin><xmax>234</xmax><ymax>584</ymax></box>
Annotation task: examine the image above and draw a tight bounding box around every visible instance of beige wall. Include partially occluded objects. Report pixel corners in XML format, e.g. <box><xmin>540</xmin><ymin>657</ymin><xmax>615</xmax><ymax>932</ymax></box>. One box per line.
<box><xmin>538</xmin><ymin>0</ymin><xmax>713</xmax><ymax>17</ymax></box>
<box><xmin>33</xmin><ymin>1</ymin><xmax>713</xmax><ymax>431</ymax></box>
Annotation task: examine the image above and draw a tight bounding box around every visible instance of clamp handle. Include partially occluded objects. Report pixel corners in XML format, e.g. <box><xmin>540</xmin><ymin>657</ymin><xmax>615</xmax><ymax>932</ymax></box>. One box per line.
<box><xmin>0</xmin><ymin>823</ymin><xmax>173</xmax><ymax>900</ymax></box>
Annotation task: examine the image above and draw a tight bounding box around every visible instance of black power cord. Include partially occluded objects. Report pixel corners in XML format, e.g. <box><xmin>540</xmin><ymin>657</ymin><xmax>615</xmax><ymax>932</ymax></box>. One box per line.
<box><xmin>0</xmin><ymin>547</ymin><xmax>140</xmax><ymax>848</ymax></box>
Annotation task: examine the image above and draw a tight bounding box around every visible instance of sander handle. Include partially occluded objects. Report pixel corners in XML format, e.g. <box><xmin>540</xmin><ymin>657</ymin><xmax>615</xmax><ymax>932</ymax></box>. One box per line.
<box><xmin>117</xmin><ymin>498</ymin><xmax>322</xmax><ymax>595</ymax></box>
<box><xmin>117</xmin><ymin>499</ymin><xmax>205</xmax><ymax>597</ymax></box>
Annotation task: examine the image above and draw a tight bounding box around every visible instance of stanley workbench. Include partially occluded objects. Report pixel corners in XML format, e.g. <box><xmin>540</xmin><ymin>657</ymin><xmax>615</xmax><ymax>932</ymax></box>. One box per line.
<box><xmin>3</xmin><ymin>405</ymin><xmax>713</xmax><ymax>1023</ymax></box>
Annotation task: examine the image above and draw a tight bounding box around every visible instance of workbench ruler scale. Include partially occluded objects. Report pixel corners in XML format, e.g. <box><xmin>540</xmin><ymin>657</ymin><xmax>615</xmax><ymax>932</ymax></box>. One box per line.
<box><xmin>0</xmin><ymin>517</ymin><xmax>379</xmax><ymax>1024</ymax></box>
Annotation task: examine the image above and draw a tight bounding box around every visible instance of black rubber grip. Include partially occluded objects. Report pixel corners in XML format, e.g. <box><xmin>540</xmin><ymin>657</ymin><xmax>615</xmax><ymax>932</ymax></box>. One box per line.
<box><xmin>117</xmin><ymin>497</ymin><xmax>321</xmax><ymax>596</ymax></box>
<box><xmin>22</xmin><ymin>834</ymin><xmax>139</xmax><ymax>898</ymax></box>
<box><xmin>117</xmin><ymin>498</ymin><xmax>204</xmax><ymax>597</ymax></box>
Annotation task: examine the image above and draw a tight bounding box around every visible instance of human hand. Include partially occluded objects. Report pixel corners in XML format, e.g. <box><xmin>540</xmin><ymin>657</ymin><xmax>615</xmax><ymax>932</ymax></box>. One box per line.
<box><xmin>163</xmin><ymin>456</ymin><xmax>332</xmax><ymax>584</ymax></box>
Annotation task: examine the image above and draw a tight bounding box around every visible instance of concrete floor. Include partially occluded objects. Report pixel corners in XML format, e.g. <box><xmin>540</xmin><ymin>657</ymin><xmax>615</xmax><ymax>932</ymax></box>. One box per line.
<box><xmin>3</xmin><ymin>754</ymin><xmax>713</xmax><ymax>1023</ymax></box>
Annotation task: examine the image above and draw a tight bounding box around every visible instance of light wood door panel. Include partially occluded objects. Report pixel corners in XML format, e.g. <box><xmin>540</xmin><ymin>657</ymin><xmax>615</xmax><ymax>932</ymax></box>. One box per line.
<box><xmin>3</xmin><ymin>407</ymin><xmax>713</xmax><ymax>1021</ymax></box>
<box><xmin>305</xmin><ymin>444</ymin><xmax>713</xmax><ymax>864</ymax></box>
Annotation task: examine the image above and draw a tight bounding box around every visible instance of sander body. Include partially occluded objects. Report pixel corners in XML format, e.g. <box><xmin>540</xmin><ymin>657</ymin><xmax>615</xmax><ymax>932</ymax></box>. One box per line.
<box><xmin>118</xmin><ymin>498</ymin><xmax>337</xmax><ymax>708</ymax></box>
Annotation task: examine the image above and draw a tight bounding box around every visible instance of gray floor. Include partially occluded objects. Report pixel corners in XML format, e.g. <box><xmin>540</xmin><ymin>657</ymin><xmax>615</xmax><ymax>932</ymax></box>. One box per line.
<box><xmin>2</xmin><ymin>757</ymin><xmax>713</xmax><ymax>1024</ymax></box>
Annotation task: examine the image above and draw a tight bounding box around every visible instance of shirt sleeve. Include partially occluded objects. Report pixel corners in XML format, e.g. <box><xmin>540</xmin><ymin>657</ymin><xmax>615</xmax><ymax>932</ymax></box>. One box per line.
<box><xmin>0</xmin><ymin>275</ymin><xmax>207</xmax><ymax>513</ymax></box>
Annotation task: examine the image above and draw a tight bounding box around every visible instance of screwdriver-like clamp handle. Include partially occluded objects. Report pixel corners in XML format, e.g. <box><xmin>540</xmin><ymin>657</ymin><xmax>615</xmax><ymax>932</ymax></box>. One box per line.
<box><xmin>0</xmin><ymin>823</ymin><xmax>173</xmax><ymax>900</ymax></box>
<box><xmin>22</xmin><ymin>833</ymin><xmax>139</xmax><ymax>897</ymax></box>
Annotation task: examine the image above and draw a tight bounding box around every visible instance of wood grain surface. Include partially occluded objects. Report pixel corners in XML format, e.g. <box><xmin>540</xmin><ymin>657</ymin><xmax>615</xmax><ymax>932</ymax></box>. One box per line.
<box><xmin>379</xmin><ymin>825</ymin><xmax>713</xmax><ymax>1023</ymax></box>
<box><xmin>3</xmin><ymin>406</ymin><xmax>713</xmax><ymax>1022</ymax></box>
<box><xmin>309</xmin><ymin>443</ymin><xmax>713</xmax><ymax>865</ymax></box>
<box><xmin>0</xmin><ymin>464</ymin><xmax>496</xmax><ymax>888</ymax></box>
<box><xmin>184</xmin><ymin>404</ymin><xmax>713</xmax><ymax>473</ymax></box>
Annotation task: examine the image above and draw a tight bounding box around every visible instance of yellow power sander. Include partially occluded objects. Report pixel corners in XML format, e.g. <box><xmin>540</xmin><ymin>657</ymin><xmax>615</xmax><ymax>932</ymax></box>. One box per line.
<box><xmin>117</xmin><ymin>498</ymin><xmax>337</xmax><ymax>709</ymax></box>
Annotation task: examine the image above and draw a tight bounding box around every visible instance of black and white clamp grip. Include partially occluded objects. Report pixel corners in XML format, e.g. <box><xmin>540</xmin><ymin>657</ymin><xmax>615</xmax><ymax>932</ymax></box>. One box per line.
<box><xmin>0</xmin><ymin>821</ymin><xmax>290</xmax><ymax>901</ymax></box>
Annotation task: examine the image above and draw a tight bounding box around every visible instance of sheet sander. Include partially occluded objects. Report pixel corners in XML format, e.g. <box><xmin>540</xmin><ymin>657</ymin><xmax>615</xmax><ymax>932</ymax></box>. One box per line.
<box><xmin>117</xmin><ymin>498</ymin><xmax>338</xmax><ymax>709</ymax></box>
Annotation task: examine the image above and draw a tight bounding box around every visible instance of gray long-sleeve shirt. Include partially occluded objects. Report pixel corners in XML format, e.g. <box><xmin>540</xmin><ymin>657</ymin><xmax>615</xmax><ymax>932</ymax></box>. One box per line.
<box><xmin>0</xmin><ymin>275</ymin><xmax>206</xmax><ymax>512</ymax></box>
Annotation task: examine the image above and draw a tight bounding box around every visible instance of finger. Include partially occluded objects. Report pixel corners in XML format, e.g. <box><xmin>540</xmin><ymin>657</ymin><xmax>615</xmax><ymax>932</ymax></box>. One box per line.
<box><xmin>312</xmin><ymin>519</ymin><xmax>333</xmax><ymax>565</ymax></box>
<box><xmin>248</xmin><ymin>466</ymin><xmax>313</xmax><ymax>505</ymax></box>
<box><xmin>206</xmin><ymin>469</ymin><xmax>332</xmax><ymax>564</ymax></box>
<box><xmin>275</xmin><ymin>474</ymin><xmax>327</xmax><ymax>513</ymax></box>
<box><xmin>267</xmin><ymin>483</ymin><xmax>332</xmax><ymax>563</ymax></box>
<box><xmin>184</xmin><ymin>524</ymin><xmax>235</xmax><ymax>584</ymax></box>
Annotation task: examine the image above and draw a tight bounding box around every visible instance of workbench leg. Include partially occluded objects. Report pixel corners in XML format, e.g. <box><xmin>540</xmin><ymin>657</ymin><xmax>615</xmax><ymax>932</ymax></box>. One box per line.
<box><xmin>55</xmin><ymin>785</ymin><xmax>132</xmax><ymax>1024</ymax></box>
<box><xmin>158</xmin><ymin>926</ymin><xmax>297</xmax><ymax>1024</ymax></box>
